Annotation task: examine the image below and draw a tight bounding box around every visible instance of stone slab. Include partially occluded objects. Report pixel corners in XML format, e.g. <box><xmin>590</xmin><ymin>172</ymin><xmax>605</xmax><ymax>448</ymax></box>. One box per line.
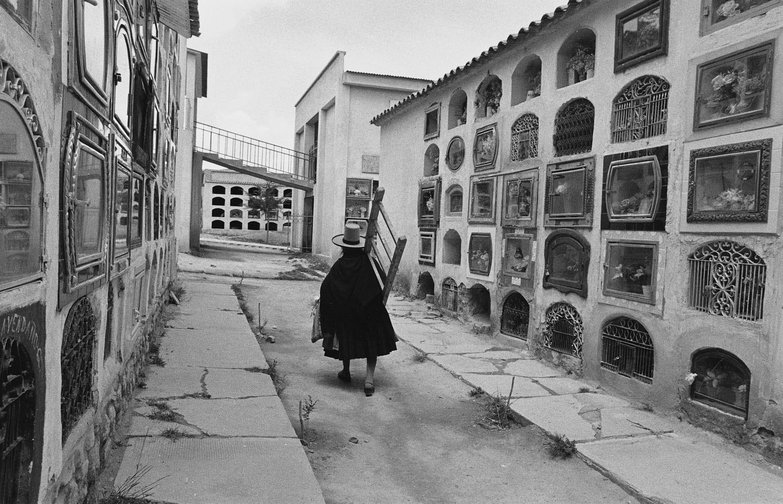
<box><xmin>578</xmin><ymin>434</ymin><xmax>783</xmax><ymax>504</ymax></box>
<box><xmin>127</xmin><ymin>410</ymin><xmax>204</xmax><ymax>437</ymax></box>
<box><xmin>462</xmin><ymin>374</ymin><xmax>552</xmax><ymax>398</ymax></box>
<box><xmin>137</xmin><ymin>366</ymin><xmax>206</xmax><ymax>399</ymax></box>
<box><xmin>430</xmin><ymin>354</ymin><xmax>499</xmax><ymax>375</ymax></box>
<box><xmin>534</xmin><ymin>377</ymin><xmax>593</xmax><ymax>395</ymax></box>
<box><xmin>503</xmin><ymin>359</ymin><xmax>565</xmax><ymax>378</ymax></box>
<box><xmin>159</xmin><ymin>328</ymin><xmax>266</xmax><ymax>369</ymax></box>
<box><xmin>166</xmin><ymin>397</ymin><xmax>297</xmax><ymax>438</ymax></box>
<box><xmin>598</xmin><ymin>407</ymin><xmax>674</xmax><ymax>438</ymax></box>
<box><xmin>166</xmin><ymin>308</ymin><xmax>247</xmax><ymax>330</ymax></box>
<box><xmin>463</xmin><ymin>351</ymin><xmax>526</xmax><ymax>361</ymax></box>
<box><xmin>510</xmin><ymin>395</ymin><xmax>599</xmax><ymax>442</ymax></box>
<box><xmin>115</xmin><ymin>437</ymin><xmax>325</xmax><ymax>504</ymax></box>
<box><xmin>204</xmin><ymin>368</ymin><xmax>278</xmax><ymax>398</ymax></box>
<box><xmin>180</xmin><ymin>281</ymin><xmax>239</xmax><ymax>298</ymax></box>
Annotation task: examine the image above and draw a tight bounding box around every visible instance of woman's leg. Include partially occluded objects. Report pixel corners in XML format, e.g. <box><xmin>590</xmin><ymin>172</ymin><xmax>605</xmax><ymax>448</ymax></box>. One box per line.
<box><xmin>338</xmin><ymin>358</ymin><xmax>351</xmax><ymax>382</ymax></box>
<box><xmin>365</xmin><ymin>356</ymin><xmax>377</xmax><ymax>396</ymax></box>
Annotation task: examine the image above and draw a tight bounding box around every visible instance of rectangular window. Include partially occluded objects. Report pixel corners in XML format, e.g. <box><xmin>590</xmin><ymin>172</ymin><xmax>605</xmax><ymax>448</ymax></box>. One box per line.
<box><xmin>603</xmin><ymin>241</ymin><xmax>658</xmax><ymax>304</ymax></box>
<box><xmin>694</xmin><ymin>41</ymin><xmax>774</xmax><ymax>130</ymax></box>
<box><xmin>79</xmin><ymin>0</ymin><xmax>109</xmax><ymax>99</ymax></box>
<box><xmin>73</xmin><ymin>144</ymin><xmax>105</xmax><ymax>265</ymax></box>
<box><xmin>544</xmin><ymin>158</ymin><xmax>595</xmax><ymax>228</ymax></box>
<box><xmin>418</xmin><ymin>231</ymin><xmax>435</xmax><ymax>265</ymax></box>
<box><xmin>701</xmin><ymin>0</ymin><xmax>782</xmax><ymax>34</ymax></box>
<box><xmin>687</xmin><ymin>139</ymin><xmax>771</xmax><ymax>223</ymax></box>
<box><xmin>424</xmin><ymin>103</ymin><xmax>440</xmax><ymax>140</ymax></box>
<box><xmin>468</xmin><ymin>176</ymin><xmax>496</xmax><ymax>224</ymax></box>
<box><xmin>468</xmin><ymin>232</ymin><xmax>493</xmax><ymax>276</ymax></box>
<box><xmin>418</xmin><ymin>179</ymin><xmax>440</xmax><ymax>228</ymax></box>
<box><xmin>501</xmin><ymin>171</ymin><xmax>537</xmax><ymax>227</ymax></box>
<box><xmin>605</xmin><ymin>156</ymin><xmax>661</xmax><ymax>222</ymax></box>
<box><xmin>614</xmin><ymin>0</ymin><xmax>668</xmax><ymax>72</ymax></box>
<box><xmin>114</xmin><ymin>164</ymin><xmax>130</xmax><ymax>259</ymax></box>
<box><xmin>130</xmin><ymin>173</ymin><xmax>142</xmax><ymax>247</ymax></box>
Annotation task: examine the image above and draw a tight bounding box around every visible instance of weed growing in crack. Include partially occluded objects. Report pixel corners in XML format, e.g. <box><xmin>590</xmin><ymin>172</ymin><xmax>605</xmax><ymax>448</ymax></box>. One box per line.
<box><xmin>412</xmin><ymin>352</ymin><xmax>427</xmax><ymax>363</ymax></box>
<box><xmin>244</xmin><ymin>367</ymin><xmax>264</xmax><ymax>373</ymax></box>
<box><xmin>468</xmin><ymin>386</ymin><xmax>485</xmax><ymax>397</ymax></box>
<box><xmin>148</xmin><ymin>354</ymin><xmax>166</xmax><ymax>367</ymax></box>
<box><xmin>547</xmin><ymin>434</ymin><xmax>577</xmax><ymax>459</ymax></box>
<box><xmin>299</xmin><ymin>395</ymin><xmax>318</xmax><ymax>445</ymax></box>
<box><xmin>161</xmin><ymin>428</ymin><xmax>197</xmax><ymax>442</ymax></box>
<box><xmin>147</xmin><ymin>401</ymin><xmax>178</xmax><ymax>423</ymax></box>
<box><xmin>182</xmin><ymin>392</ymin><xmax>211</xmax><ymax>399</ymax></box>
<box><xmin>578</xmin><ymin>386</ymin><xmax>591</xmax><ymax>393</ymax></box>
<box><xmin>262</xmin><ymin>359</ymin><xmax>286</xmax><ymax>393</ymax></box>
<box><xmin>481</xmin><ymin>394</ymin><xmax>516</xmax><ymax>430</ymax></box>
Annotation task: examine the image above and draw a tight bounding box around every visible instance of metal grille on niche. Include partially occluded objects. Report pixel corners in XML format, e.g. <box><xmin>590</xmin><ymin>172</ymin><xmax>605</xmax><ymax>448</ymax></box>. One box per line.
<box><xmin>1</xmin><ymin>337</ymin><xmax>36</xmax><ymax>504</ymax></box>
<box><xmin>543</xmin><ymin>302</ymin><xmax>583</xmax><ymax>358</ymax></box>
<box><xmin>611</xmin><ymin>76</ymin><xmax>670</xmax><ymax>143</ymax></box>
<box><xmin>553</xmin><ymin>99</ymin><xmax>594</xmax><ymax>157</ymax></box>
<box><xmin>500</xmin><ymin>293</ymin><xmax>530</xmax><ymax>339</ymax></box>
<box><xmin>61</xmin><ymin>297</ymin><xmax>96</xmax><ymax>440</ymax></box>
<box><xmin>600</xmin><ymin>316</ymin><xmax>655</xmax><ymax>383</ymax></box>
<box><xmin>510</xmin><ymin>114</ymin><xmax>539</xmax><ymax>161</ymax></box>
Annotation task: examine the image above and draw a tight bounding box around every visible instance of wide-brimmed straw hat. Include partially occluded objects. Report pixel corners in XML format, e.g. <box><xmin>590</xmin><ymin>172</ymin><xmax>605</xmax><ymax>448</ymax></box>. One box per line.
<box><xmin>331</xmin><ymin>222</ymin><xmax>365</xmax><ymax>249</ymax></box>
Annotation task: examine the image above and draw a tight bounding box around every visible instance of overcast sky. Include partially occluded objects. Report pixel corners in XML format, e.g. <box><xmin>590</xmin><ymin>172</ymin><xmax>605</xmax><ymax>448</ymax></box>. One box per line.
<box><xmin>188</xmin><ymin>0</ymin><xmax>566</xmax><ymax>149</ymax></box>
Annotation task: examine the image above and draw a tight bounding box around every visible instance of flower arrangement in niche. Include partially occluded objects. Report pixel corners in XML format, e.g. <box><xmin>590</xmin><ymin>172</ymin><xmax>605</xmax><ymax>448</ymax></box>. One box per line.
<box><xmin>528</xmin><ymin>70</ymin><xmax>542</xmax><ymax>97</ymax></box>
<box><xmin>566</xmin><ymin>45</ymin><xmax>595</xmax><ymax>82</ymax></box>
<box><xmin>707</xmin><ymin>65</ymin><xmax>766</xmax><ymax>115</ymax></box>
<box><xmin>475</xmin><ymin>79</ymin><xmax>502</xmax><ymax>117</ymax></box>
<box><xmin>714</xmin><ymin>0</ymin><xmax>774</xmax><ymax>21</ymax></box>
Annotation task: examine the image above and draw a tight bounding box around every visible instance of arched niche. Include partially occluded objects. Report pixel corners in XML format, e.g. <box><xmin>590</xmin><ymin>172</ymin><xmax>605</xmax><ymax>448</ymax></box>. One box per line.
<box><xmin>475</xmin><ymin>75</ymin><xmax>502</xmax><ymax>119</ymax></box>
<box><xmin>557</xmin><ymin>29</ymin><xmax>596</xmax><ymax>88</ymax></box>
<box><xmin>501</xmin><ymin>292</ymin><xmax>530</xmax><ymax>339</ymax></box>
<box><xmin>442</xmin><ymin>229</ymin><xmax>461</xmax><ymax>264</ymax></box>
<box><xmin>212</xmin><ymin>208</ymin><xmax>225</xmax><ymax>217</ymax></box>
<box><xmin>416</xmin><ymin>272</ymin><xmax>435</xmax><ymax>299</ymax></box>
<box><xmin>690</xmin><ymin>348</ymin><xmax>750</xmax><ymax>418</ymax></box>
<box><xmin>448</xmin><ymin>89</ymin><xmax>468</xmax><ymax>129</ymax></box>
<box><xmin>511</xmin><ymin>55</ymin><xmax>542</xmax><ymax>105</ymax></box>
<box><xmin>424</xmin><ymin>144</ymin><xmax>439</xmax><ymax>176</ymax></box>
<box><xmin>230</xmin><ymin>186</ymin><xmax>244</xmax><ymax>195</ymax></box>
<box><xmin>211</xmin><ymin>220</ymin><xmax>225</xmax><ymax>229</ymax></box>
<box><xmin>230</xmin><ymin>220</ymin><xmax>243</xmax><ymax>230</ymax></box>
<box><xmin>248</xmin><ymin>221</ymin><xmax>261</xmax><ymax>231</ymax></box>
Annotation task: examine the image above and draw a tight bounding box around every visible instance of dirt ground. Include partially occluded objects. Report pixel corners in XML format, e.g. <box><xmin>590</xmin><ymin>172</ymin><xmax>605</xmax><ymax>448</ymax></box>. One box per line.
<box><xmin>235</xmin><ymin>274</ymin><xmax>638</xmax><ymax>504</ymax></box>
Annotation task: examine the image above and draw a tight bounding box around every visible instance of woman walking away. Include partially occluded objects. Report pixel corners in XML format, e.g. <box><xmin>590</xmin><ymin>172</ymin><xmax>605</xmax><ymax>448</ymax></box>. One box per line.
<box><xmin>319</xmin><ymin>222</ymin><xmax>397</xmax><ymax>396</ymax></box>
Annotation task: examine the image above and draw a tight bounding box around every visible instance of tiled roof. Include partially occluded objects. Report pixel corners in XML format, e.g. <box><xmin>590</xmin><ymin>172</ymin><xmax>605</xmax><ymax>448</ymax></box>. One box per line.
<box><xmin>370</xmin><ymin>0</ymin><xmax>590</xmax><ymax>125</ymax></box>
<box><xmin>344</xmin><ymin>70</ymin><xmax>432</xmax><ymax>84</ymax></box>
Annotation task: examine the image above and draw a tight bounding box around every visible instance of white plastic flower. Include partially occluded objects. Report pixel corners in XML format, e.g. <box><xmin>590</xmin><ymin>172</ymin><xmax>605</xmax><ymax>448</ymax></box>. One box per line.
<box><xmin>684</xmin><ymin>373</ymin><xmax>698</xmax><ymax>384</ymax></box>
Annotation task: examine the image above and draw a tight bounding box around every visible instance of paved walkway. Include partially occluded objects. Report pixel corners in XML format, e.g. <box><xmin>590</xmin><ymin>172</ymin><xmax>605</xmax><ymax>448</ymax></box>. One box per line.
<box><xmin>387</xmin><ymin>297</ymin><xmax>783</xmax><ymax>504</ymax></box>
<box><xmin>112</xmin><ymin>279</ymin><xmax>325</xmax><ymax>504</ymax></box>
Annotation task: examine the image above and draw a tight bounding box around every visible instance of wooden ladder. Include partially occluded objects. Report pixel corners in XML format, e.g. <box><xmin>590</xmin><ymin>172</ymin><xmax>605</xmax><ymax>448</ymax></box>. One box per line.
<box><xmin>364</xmin><ymin>188</ymin><xmax>406</xmax><ymax>305</ymax></box>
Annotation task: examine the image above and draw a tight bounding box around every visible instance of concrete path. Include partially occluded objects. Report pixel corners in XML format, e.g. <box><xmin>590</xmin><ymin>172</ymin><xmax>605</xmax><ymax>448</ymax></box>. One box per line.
<box><xmin>387</xmin><ymin>297</ymin><xmax>783</xmax><ymax>504</ymax></box>
<box><xmin>112</xmin><ymin>279</ymin><xmax>325</xmax><ymax>504</ymax></box>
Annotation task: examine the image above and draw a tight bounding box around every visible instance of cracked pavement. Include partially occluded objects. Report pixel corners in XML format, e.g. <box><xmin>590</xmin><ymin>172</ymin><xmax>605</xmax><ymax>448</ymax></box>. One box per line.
<box><xmin>112</xmin><ymin>279</ymin><xmax>325</xmax><ymax>504</ymax></box>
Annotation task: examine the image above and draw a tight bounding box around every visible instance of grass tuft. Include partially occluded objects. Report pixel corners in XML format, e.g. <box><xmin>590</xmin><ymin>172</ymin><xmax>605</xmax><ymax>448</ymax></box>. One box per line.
<box><xmin>547</xmin><ymin>434</ymin><xmax>577</xmax><ymax>459</ymax></box>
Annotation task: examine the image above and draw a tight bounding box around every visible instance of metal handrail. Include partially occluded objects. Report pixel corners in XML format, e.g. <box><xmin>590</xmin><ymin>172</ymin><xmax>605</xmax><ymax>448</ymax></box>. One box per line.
<box><xmin>195</xmin><ymin>122</ymin><xmax>313</xmax><ymax>182</ymax></box>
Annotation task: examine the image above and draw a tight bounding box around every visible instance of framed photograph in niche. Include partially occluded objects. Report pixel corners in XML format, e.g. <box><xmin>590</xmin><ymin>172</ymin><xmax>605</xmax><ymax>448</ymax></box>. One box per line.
<box><xmin>687</xmin><ymin>138</ymin><xmax>771</xmax><ymax>222</ymax></box>
<box><xmin>603</xmin><ymin>240</ymin><xmax>658</xmax><ymax>304</ymax></box>
<box><xmin>418</xmin><ymin>179</ymin><xmax>441</xmax><ymax>228</ymax></box>
<box><xmin>605</xmin><ymin>156</ymin><xmax>661</xmax><ymax>222</ymax></box>
<box><xmin>694</xmin><ymin>41</ymin><xmax>774</xmax><ymax>130</ymax></box>
<box><xmin>469</xmin><ymin>176</ymin><xmax>496</xmax><ymax>224</ymax></box>
<box><xmin>468</xmin><ymin>232</ymin><xmax>493</xmax><ymax>276</ymax></box>
<box><xmin>544</xmin><ymin>157</ymin><xmax>595</xmax><ymax>228</ymax></box>
<box><xmin>502</xmin><ymin>171</ymin><xmax>537</xmax><ymax>227</ymax></box>
<box><xmin>614</xmin><ymin>0</ymin><xmax>669</xmax><ymax>73</ymax></box>
<box><xmin>543</xmin><ymin>229</ymin><xmax>590</xmax><ymax>298</ymax></box>
<box><xmin>3</xmin><ymin>208</ymin><xmax>30</xmax><ymax>228</ymax></box>
<box><xmin>473</xmin><ymin>123</ymin><xmax>498</xmax><ymax>171</ymax></box>
<box><xmin>503</xmin><ymin>234</ymin><xmax>533</xmax><ymax>279</ymax></box>
<box><xmin>419</xmin><ymin>231</ymin><xmax>435</xmax><ymax>265</ymax></box>
<box><xmin>446</xmin><ymin>136</ymin><xmax>465</xmax><ymax>171</ymax></box>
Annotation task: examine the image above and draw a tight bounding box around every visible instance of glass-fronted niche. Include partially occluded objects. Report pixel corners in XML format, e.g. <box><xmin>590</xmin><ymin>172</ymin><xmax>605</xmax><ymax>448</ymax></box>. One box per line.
<box><xmin>61</xmin><ymin>113</ymin><xmax>110</xmax><ymax>294</ymax></box>
<box><xmin>0</xmin><ymin>98</ymin><xmax>44</xmax><ymax>291</ymax></box>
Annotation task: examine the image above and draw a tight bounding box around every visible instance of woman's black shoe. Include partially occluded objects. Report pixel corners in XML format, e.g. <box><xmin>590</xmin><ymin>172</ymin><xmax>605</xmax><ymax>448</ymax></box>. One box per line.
<box><xmin>364</xmin><ymin>384</ymin><xmax>374</xmax><ymax>396</ymax></box>
<box><xmin>338</xmin><ymin>370</ymin><xmax>351</xmax><ymax>383</ymax></box>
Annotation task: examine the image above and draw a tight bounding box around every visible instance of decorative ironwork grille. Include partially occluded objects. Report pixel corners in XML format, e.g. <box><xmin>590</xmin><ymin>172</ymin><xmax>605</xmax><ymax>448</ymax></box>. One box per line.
<box><xmin>61</xmin><ymin>298</ymin><xmax>96</xmax><ymax>441</ymax></box>
<box><xmin>688</xmin><ymin>241</ymin><xmax>766</xmax><ymax>321</ymax></box>
<box><xmin>441</xmin><ymin>278</ymin><xmax>459</xmax><ymax>312</ymax></box>
<box><xmin>611</xmin><ymin>76</ymin><xmax>669</xmax><ymax>143</ymax></box>
<box><xmin>543</xmin><ymin>302</ymin><xmax>583</xmax><ymax>358</ymax></box>
<box><xmin>511</xmin><ymin>114</ymin><xmax>539</xmax><ymax>161</ymax></box>
<box><xmin>601</xmin><ymin>317</ymin><xmax>654</xmax><ymax>383</ymax></box>
<box><xmin>553</xmin><ymin>99</ymin><xmax>594</xmax><ymax>157</ymax></box>
<box><xmin>501</xmin><ymin>293</ymin><xmax>529</xmax><ymax>339</ymax></box>
<box><xmin>1</xmin><ymin>337</ymin><xmax>36</xmax><ymax>504</ymax></box>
